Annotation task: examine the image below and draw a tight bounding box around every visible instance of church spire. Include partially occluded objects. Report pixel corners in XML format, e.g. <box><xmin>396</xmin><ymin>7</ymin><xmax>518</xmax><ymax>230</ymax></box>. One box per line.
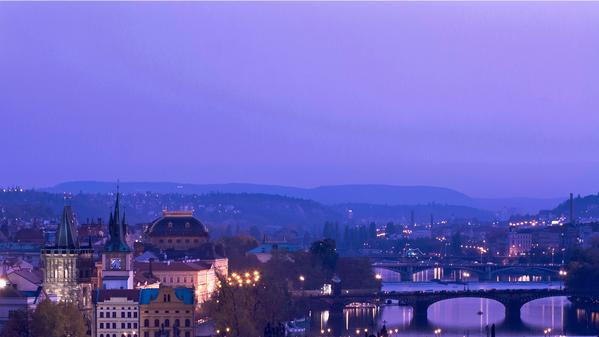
<box><xmin>104</xmin><ymin>187</ymin><xmax>131</xmax><ymax>252</ymax></box>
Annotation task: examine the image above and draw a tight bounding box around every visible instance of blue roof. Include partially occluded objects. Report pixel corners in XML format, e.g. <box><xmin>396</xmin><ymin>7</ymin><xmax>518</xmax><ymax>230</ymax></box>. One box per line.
<box><xmin>139</xmin><ymin>287</ymin><xmax>194</xmax><ymax>305</ymax></box>
<box><xmin>247</xmin><ymin>243</ymin><xmax>301</xmax><ymax>254</ymax></box>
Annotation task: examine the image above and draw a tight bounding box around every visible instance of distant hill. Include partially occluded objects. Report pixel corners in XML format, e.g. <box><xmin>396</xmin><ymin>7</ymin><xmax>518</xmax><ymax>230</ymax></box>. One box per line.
<box><xmin>540</xmin><ymin>193</ymin><xmax>599</xmax><ymax>220</ymax></box>
<box><xmin>43</xmin><ymin>181</ymin><xmax>562</xmax><ymax>215</ymax></box>
<box><xmin>45</xmin><ymin>181</ymin><xmax>473</xmax><ymax>205</ymax></box>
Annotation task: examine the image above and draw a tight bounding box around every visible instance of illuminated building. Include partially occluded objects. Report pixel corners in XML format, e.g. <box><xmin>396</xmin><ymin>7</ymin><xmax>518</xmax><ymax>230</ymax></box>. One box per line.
<box><xmin>92</xmin><ymin>289</ymin><xmax>140</xmax><ymax>337</ymax></box>
<box><xmin>139</xmin><ymin>286</ymin><xmax>194</xmax><ymax>337</ymax></box>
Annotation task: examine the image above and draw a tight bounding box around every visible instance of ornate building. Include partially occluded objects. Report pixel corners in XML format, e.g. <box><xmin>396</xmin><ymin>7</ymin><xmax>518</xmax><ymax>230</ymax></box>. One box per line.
<box><xmin>101</xmin><ymin>192</ymin><xmax>134</xmax><ymax>290</ymax></box>
<box><xmin>145</xmin><ymin>210</ymin><xmax>209</xmax><ymax>251</ymax></box>
<box><xmin>139</xmin><ymin>286</ymin><xmax>194</xmax><ymax>337</ymax></box>
<box><xmin>41</xmin><ymin>205</ymin><xmax>93</xmax><ymax>304</ymax></box>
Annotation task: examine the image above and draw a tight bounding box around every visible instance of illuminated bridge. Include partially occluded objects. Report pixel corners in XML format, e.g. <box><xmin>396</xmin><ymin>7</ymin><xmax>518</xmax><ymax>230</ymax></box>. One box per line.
<box><xmin>373</xmin><ymin>261</ymin><xmax>564</xmax><ymax>281</ymax></box>
<box><xmin>299</xmin><ymin>288</ymin><xmax>599</xmax><ymax>327</ymax></box>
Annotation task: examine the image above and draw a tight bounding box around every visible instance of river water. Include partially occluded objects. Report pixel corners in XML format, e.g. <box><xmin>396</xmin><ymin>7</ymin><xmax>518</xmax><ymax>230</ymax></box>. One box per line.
<box><xmin>302</xmin><ymin>269</ymin><xmax>599</xmax><ymax>337</ymax></box>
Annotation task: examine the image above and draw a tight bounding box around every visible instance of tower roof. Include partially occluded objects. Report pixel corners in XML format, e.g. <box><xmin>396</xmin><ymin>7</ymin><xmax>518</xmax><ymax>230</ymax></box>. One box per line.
<box><xmin>54</xmin><ymin>206</ymin><xmax>79</xmax><ymax>249</ymax></box>
<box><xmin>104</xmin><ymin>192</ymin><xmax>131</xmax><ymax>252</ymax></box>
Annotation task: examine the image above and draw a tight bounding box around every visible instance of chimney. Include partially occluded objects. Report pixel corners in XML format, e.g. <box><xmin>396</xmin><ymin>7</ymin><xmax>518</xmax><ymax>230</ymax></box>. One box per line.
<box><xmin>148</xmin><ymin>258</ymin><xmax>154</xmax><ymax>277</ymax></box>
<box><xmin>569</xmin><ymin>193</ymin><xmax>574</xmax><ymax>225</ymax></box>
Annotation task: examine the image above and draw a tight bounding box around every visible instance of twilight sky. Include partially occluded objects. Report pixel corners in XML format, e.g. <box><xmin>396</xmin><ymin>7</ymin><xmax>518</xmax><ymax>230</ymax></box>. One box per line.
<box><xmin>1</xmin><ymin>2</ymin><xmax>598</xmax><ymax>198</ymax></box>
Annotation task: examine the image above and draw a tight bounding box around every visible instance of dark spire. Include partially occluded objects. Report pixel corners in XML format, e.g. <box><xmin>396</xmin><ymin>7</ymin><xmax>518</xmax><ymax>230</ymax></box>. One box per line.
<box><xmin>104</xmin><ymin>188</ymin><xmax>131</xmax><ymax>252</ymax></box>
<box><xmin>55</xmin><ymin>205</ymin><xmax>79</xmax><ymax>249</ymax></box>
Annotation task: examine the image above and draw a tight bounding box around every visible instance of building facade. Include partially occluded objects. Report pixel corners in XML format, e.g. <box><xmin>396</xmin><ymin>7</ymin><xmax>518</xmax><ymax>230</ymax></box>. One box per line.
<box><xmin>507</xmin><ymin>231</ymin><xmax>533</xmax><ymax>256</ymax></box>
<box><xmin>139</xmin><ymin>286</ymin><xmax>194</xmax><ymax>337</ymax></box>
<box><xmin>134</xmin><ymin>259</ymin><xmax>226</xmax><ymax>307</ymax></box>
<box><xmin>93</xmin><ymin>289</ymin><xmax>140</xmax><ymax>337</ymax></box>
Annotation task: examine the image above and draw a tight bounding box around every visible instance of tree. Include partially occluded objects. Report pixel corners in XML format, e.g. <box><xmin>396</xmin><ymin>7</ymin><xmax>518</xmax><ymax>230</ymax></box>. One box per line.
<box><xmin>385</xmin><ymin>222</ymin><xmax>396</xmax><ymax>236</ymax></box>
<box><xmin>309</xmin><ymin>239</ymin><xmax>338</xmax><ymax>271</ymax></box>
<box><xmin>29</xmin><ymin>300</ymin><xmax>86</xmax><ymax>337</ymax></box>
<box><xmin>0</xmin><ymin>309</ymin><xmax>29</xmax><ymax>337</ymax></box>
<box><xmin>565</xmin><ymin>238</ymin><xmax>599</xmax><ymax>292</ymax></box>
<box><xmin>206</xmin><ymin>271</ymin><xmax>293</xmax><ymax>337</ymax></box>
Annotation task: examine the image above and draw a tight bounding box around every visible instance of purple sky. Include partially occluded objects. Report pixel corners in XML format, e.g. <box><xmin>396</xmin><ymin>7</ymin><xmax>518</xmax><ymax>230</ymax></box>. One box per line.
<box><xmin>1</xmin><ymin>2</ymin><xmax>598</xmax><ymax>198</ymax></box>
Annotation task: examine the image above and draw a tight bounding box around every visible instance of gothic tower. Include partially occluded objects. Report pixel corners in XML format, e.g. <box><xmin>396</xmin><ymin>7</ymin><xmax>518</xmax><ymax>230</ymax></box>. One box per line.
<box><xmin>101</xmin><ymin>191</ymin><xmax>134</xmax><ymax>289</ymax></box>
<box><xmin>42</xmin><ymin>205</ymin><xmax>89</xmax><ymax>302</ymax></box>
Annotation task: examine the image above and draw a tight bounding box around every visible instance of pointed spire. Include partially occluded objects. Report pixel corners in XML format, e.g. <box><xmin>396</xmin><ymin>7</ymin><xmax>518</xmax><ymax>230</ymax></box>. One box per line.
<box><xmin>104</xmin><ymin>185</ymin><xmax>131</xmax><ymax>252</ymax></box>
<box><xmin>55</xmin><ymin>205</ymin><xmax>79</xmax><ymax>249</ymax></box>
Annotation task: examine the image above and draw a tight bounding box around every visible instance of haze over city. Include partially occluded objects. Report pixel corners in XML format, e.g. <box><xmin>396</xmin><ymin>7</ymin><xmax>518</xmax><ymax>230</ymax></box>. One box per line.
<box><xmin>1</xmin><ymin>2</ymin><xmax>599</xmax><ymax>198</ymax></box>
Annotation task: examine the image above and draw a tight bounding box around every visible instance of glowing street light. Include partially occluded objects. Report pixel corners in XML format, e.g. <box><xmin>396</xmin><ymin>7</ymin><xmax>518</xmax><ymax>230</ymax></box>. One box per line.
<box><xmin>0</xmin><ymin>278</ymin><xmax>7</xmax><ymax>289</ymax></box>
<box><xmin>375</xmin><ymin>273</ymin><xmax>382</xmax><ymax>280</ymax></box>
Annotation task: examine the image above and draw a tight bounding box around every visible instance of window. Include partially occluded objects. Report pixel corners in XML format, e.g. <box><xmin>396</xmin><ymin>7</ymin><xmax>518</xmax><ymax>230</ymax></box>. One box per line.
<box><xmin>185</xmin><ymin>319</ymin><xmax>190</xmax><ymax>327</ymax></box>
<box><xmin>112</xmin><ymin>323</ymin><xmax>116</xmax><ymax>329</ymax></box>
<box><xmin>144</xmin><ymin>319</ymin><xmax>149</xmax><ymax>327</ymax></box>
<box><xmin>127</xmin><ymin>323</ymin><xmax>131</xmax><ymax>329</ymax></box>
<box><xmin>154</xmin><ymin>319</ymin><xmax>159</xmax><ymax>327</ymax></box>
<box><xmin>100</xmin><ymin>323</ymin><xmax>104</xmax><ymax>329</ymax></box>
<box><xmin>134</xmin><ymin>312</ymin><xmax>137</xmax><ymax>318</ymax></box>
<box><xmin>127</xmin><ymin>312</ymin><xmax>131</xmax><ymax>318</ymax></box>
<box><xmin>174</xmin><ymin>319</ymin><xmax>180</xmax><ymax>327</ymax></box>
<box><xmin>144</xmin><ymin>333</ymin><xmax>149</xmax><ymax>337</ymax></box>
<box><xmin>167</xmin><ymin>239</ymin><xmax>172</xmax><ymax>243</ymax></box>
<box><xmin>112</xmin><ymin>312</ymin><xmax>116</xmax><ymax>318</ymax></box>
<box><xmin>100</xmin><ymin>335</ymin><xmax>104</xmax><ymax>337</ymax></box>
<box><xmin>177</xmin><ymin>277</ymin><xmax>180</xmax><ymax>282</ymax></box>
<box><xmin>164</xmin><ymin>319</ymin><xmax>170</xmax><ymax>327</ymax></box>
<box><xmin>121</xmin><ymin>312</ymin><xmax>125</xmax><ymax>318</ymax></box>
<box><xmin>159</xmin><ymin>239</ymin><xmax>164</xmax><ymax>243</ymax></box>
<box><xmin>134</xmin><ymin>323</ymin><xmax>138</xmax><ymax>329</ymax></box>
<box><xmin>176</xmin><ymin>239</ymin><xmax>181</xmax><ymax>243</ymax></box>
<box><xmin>183</xmin><ymin>277</ymin><xmax>186</xmax><ymax>283</ymax></box>
<box><xmin>185</xmin><ymin>332</ymin><xmax>190</xmax><ymax>337</ymax></box>
<box><xmin>185</xmin><ymin>239</ymin><xmax>189</xmax><ymax>243</ymax></box>
<box><xmin>121</xmin><ymin>323</ymin><xmax>125</xmax><ymax>329</ymax></box>
<box><xmin>100</xmin><ymin>312</ymin><xmax>104</xmax><ymax>318</ymax></box>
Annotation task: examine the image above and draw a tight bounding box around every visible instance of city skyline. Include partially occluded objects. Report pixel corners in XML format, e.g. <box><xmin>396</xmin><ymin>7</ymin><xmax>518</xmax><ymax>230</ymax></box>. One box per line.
<box><xmin>1</xmin><ymin>2</ymin><xmax>599</xmax><ymax>198</ymax></box>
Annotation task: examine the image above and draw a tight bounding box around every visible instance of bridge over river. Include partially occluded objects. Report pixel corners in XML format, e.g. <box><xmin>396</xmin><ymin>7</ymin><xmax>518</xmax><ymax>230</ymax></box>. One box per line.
<box><xmin>373</xmin><ymin>261</ymin><xmax>563</xmax><ymax>281</ymax></box>
<box><xmin>298</xmin><ymin>288</ymin><xmax>599</xmax><ymax>328</ymax></box>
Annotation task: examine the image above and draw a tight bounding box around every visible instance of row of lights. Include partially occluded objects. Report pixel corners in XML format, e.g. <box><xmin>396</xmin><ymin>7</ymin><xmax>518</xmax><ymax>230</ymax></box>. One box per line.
<box><xmin>218</xmin><ymin>271</ymin><xmax>260</xmax><ymax>288</ymax></box>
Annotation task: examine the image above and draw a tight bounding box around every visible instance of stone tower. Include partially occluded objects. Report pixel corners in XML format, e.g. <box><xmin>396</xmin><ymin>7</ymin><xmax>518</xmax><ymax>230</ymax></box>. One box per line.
<box><xmin>42</xmin><ymin>205</ymin><xmax>92</xmax><ymax>303</ymax></box>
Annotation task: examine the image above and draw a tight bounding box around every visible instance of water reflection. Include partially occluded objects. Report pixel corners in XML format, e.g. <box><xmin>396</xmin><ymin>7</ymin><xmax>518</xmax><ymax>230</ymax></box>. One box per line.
<box><xmin>428</xmin><ymin>298</ymin><xmax>505</xmax><ymax>331</ymax></box>
<box><xmin>307</xmin><ymin>295</ymin><xmax>599</xmax><ymax>336</ymax></box>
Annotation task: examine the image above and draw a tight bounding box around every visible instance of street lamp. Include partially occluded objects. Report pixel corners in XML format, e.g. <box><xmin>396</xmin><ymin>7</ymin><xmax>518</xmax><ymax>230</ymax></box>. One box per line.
<box><xmin>434</xmin><ymin>328</ymin><xmax>442</xmax><ymax>337</ymax></box>
<box><xmin>356</xmin><ymin>329</ymin><xmax>361</xmax><ymax>335</ymax></box>
<box><xmin>559</xmin><ymin>270</ymin><xmax>567</xmax><ymax>290</ymax></box>
<box><xmin>375</xmin><ymin>273</ymin><xmax>382</xmax><ymax>280</ymax></box>
<box><xmin>0</xmin><ymin>278</ymin><xmax>7</xmax><ymax>289</ymax></box>
<box><xmin>544</xmin><ymin>328</ymin><xmax>552</xmax><ymax>337</ymax></box>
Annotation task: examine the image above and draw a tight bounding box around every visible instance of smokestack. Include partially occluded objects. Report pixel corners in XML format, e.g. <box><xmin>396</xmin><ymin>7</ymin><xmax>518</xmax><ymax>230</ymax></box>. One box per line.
<box><xmin>569</xmin><ymin>193</ymin><xmax>574</xmax><ymax>225</ymax></box>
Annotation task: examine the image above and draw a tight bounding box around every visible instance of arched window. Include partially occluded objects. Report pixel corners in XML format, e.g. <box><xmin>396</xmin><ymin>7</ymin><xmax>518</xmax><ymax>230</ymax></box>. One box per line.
<box><xmin>185</xmin><ymin>319</ymin><xmax>190</xmax><ymax>327</ymax></box>
<box><xmin>154</xmin><ymin>319</ymin><xmax>159</xmax><ymax>327</ymax></box>
<box><xmin>164</xmin><ymin>319</ymin><xmax>170</xmax><ymax>327</ymax></box>
<box><xmin>174</xmin><ymin>319</ymin><xmax>180</xmax><ymax>327</ymax></box>
<box><xmin>100</xmin><ymin>334</ymin><xmax>104</xmax><ymax>337</ymax></box>
<box><xmin>144</xmin><ymin>319</ymin><xmax>149</xmax><ymax>327</ymax></box>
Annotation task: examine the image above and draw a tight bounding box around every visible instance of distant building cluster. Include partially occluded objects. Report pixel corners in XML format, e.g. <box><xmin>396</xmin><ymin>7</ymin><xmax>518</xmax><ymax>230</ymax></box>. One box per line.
<box><xmin>0</xmin><ymin>191</ymin><xmax>228</xmax><ymax>337</ymax></box>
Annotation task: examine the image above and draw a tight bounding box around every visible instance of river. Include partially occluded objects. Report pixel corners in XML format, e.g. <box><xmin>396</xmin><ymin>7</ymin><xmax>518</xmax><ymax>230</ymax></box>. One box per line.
<box><xmin>301</xmin><ymin>270</ymin><xmax>599</xmax><ymax>337</ymax></box>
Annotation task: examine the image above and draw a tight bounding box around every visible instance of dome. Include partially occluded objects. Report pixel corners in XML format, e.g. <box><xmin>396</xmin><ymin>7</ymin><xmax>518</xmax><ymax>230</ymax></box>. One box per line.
<box><xmin>147</xmin><ymin>210</ymin><xmax>209</xmax><ymax>238</ymax></box>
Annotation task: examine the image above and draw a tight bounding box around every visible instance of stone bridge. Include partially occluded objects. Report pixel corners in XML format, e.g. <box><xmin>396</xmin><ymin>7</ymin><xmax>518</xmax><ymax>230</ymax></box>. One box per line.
<box><xmin>299</xmin><ymin>288</ymin><xmax>597</xmax><ymax>328</ymax></box>
<box><xmin>373</xmin><ymin>261</ymin><xmax>563</xmax><ymax>281</ymax></box>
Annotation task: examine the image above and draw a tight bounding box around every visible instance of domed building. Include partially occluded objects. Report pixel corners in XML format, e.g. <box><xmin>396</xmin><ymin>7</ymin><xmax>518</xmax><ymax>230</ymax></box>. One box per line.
<box><xmin>145</xmin><ymin>210</ymin><xmax>209</xmax><ymax>251</ymax></box>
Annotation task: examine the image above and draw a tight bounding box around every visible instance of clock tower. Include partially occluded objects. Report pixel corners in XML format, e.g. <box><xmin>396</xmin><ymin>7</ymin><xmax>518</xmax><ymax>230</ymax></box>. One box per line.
<box><xmin>101</xmin><ymin>191</ymin><xmax>134</xmax><ymax>289</ymax></box>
